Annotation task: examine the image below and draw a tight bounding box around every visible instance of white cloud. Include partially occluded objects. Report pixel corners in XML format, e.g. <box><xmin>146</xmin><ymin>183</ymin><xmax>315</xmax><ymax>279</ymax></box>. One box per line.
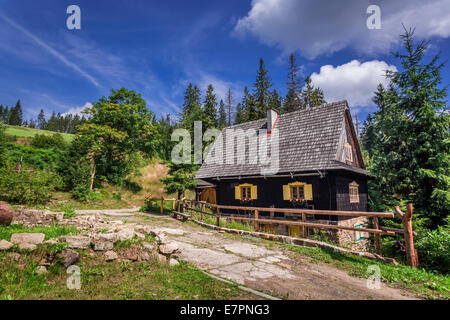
<box><xmin>63</xmin><ymin>102</ymin><xmax>92</xmax><ymax>116</ymax></box>
<box><xmin>310</xmin><ymin>60</ymin><xmax>397</xmax><ymax>108</ymax></box>
<box><xmin>234</xmin><ymin>0</ymin><xmax>450</xmax><ymax>59</ymax></box>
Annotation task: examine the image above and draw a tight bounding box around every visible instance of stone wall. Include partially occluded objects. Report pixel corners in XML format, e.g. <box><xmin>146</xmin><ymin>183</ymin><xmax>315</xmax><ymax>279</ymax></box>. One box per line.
<box><xmin>12</xmin><ymin>208</ymin><xmax>64</xmax><ymax>227</ymax></box>
<box><xmin>337</xmin><ymin>216</ymin><xmax>370</xmax><ymax>251</ymax></box>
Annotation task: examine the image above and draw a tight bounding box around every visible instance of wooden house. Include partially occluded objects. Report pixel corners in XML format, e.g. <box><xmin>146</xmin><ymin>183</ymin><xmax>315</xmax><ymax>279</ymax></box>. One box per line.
<box><xmin>195</xmin><ymin>101</ymin><xmax>371</xmax><ymax>248</ymax></box>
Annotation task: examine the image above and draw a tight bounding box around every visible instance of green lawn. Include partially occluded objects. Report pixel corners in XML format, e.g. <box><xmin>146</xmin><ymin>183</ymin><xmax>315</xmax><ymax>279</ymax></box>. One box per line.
<box><xmin>4</xmin><ymin>125</ymin><xmax>74</xmax><ymax>143</ymax></box>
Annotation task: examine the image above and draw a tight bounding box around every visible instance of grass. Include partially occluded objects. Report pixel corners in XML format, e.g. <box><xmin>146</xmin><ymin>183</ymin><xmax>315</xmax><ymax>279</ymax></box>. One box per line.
<box><xmin>0</xmin><ymin>242</ymin><xmax>256</xmax><ymax>300</ymax></box>
<box><xmin>3</xmin><ymin>125</ymin><xmax>73</xmax><ymax>143</ymax></box>
<box><xmin>283</xmin><ymin>243</ymin><xmax>450</xmax><ymax>300</ymax></box>
<box><xmin>0</xmin><ymin>224</ymin><xmax>79</xmax><ymax>241</ymax></box>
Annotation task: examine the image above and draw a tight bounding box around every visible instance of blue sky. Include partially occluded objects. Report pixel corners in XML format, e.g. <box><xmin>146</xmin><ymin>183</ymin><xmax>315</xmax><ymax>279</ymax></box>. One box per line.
<box><xmin>0</xmin><ymin>0</ymin><xmax>449</xmax><ymax>125</ymax></box>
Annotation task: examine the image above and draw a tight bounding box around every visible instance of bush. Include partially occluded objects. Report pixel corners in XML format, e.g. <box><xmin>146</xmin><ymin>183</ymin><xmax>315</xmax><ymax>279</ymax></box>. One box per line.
<box><xmin>31</xmin><ymin>133</ymin><xmax>67</xmax><ymax>150</ymax></box>
<box><xmin>0</xmin><ymin>165</ymin><xmax>63</xmax><ymax>204</ymax></box>
<box><xmin>416</xmin><ymin>222</ymin><xmax>450</xmax><ymax>275</ymax></box>
<box><xmin>68</xmin><ymin>159</ymin><xmax>92</xmax><ymax>201</ymax></box>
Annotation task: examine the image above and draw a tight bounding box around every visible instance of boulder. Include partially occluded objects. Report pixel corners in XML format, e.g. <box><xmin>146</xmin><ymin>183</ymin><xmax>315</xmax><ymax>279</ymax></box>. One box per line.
<box><xmin>59</xmin><ymin>236</ymin><xmax>91</xmax><ymax>249</ymax></box>
<box><xmin>139</xmin><ymin>251</ymin><xmax>150</xmax><ymax>261</ymax></box>
<box><xmin>116</xmin><ymin>229</ymin><xmax>135</xmax><ymax>241</ymax></box>
<box><xmin>142</xmin><ymin>242</ymin><xmax>156</xmax><ymax>252</ymax></box>
<box><xmin>0</xmin><ymin>201</ymin><xmax>14</xmax><ymax>226</ymax></box>
<box><xmin>6</xmin><ymin>252</ymin><xmax>21</xmax><ymax>261</ymax></box>
<box><xmin>157</xmin><ymin>253</ymin><xmax>167</xmax><ymax>264</ymax></box>
<box><xmin>169</xmin><ymin>258</ymin><xmax>179</xmax><ymax>267</ymax></box>
<box><xmin>11</xmin><ymin>233</ymin><xmax>45</xmax><ymax>245</ymax></box>
<box><xmin>92</xmin><ymin>233</ymin><xmax>116</xmax><ymax>251</ymax></box>
<box><xmin>36</xmin><ymin>266</ymin><xmax>48</xmax><ymax>275</ymax></box>
<box><xmin>18</xmin><ymin>243</ymin><xmax>37</xmax><ymax>251</ymax></box>
<box><xmin>159</xmin><ymin>242</ymin><xmax>180</xmax><ymax>256</ymax></box>
<box><xmin>44</xmin><ymin>239</ymin><xmax>58</xmax><ymax>245</ymax></box>
<box><xmin>123</xmin><ymin>246</ymin><xmax>139</xmax><ymax>261</ymax></box>
<box><xmin>104</xmin><ymin>250</ymin><xmax>118</xmax><ymax>261</ymax></box>
<box><xmin>61</xmin><ymin>248</ymin><xmax>79</xmax><ymax>267</ymax></box>
<box><xmin>0</xmin><ymin>239</ymin><xmax>14</xmax><ymax>250</ymax></box>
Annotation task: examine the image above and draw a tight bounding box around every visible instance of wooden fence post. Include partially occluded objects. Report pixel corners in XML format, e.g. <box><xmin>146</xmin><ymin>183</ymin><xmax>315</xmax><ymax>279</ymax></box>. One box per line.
<box><xmin>201</xmin><ymin>202</ymin><xmax>205</xmax><ymax>222</ymax></box>
<box><xmin>216</xmin><ymin>207</ymin><xmax>220</xmax><ymax>227</ymax></box>
<box><xmin>160</xmin><ymin>197</ymin><xmax>164</xmax><ymax>214</ymax></box>
<box><xmin>395</xmin><ymin>203</ymin><xmax>418</xmax><ymax>268</ymax></box>
<box><xmin>373</xmin><ymin>217</ymin><xmax>382</xmax><ymax>255</ymax></box>
<box><xmin>172</xmin><ymin>199</ymin><xmax>176</xmax><ymax>210</ymax></box>
<box><xmin>302</xmin><ymin>213</ymin><xmax>307</xmax><ymax>238</ymax></box>
<box><xmin>182</xmin><ymin>198</ymin><xmax>186</xmax><ymax>213</ymax></box>
<box><xmin>254</xmin><ymin>210</ymin><xmax>259</xmax><ymax>232</ymax></box>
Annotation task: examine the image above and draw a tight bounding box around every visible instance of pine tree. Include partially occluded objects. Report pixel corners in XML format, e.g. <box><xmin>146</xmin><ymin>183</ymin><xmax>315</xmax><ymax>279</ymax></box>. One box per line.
<box><xmin>242</xmin><ymin>86</ymin><xmax>258</xmax><ymax>122</ymax></box>
<box><xmin>218</xmin><ymin>100</ymin><xmax>226</xmax><ymax>128</ymax></box>
<box><xmin>160</xmin><ymin>162</ymin><xmax>198</xmax><ymax>199</ymax></box>
<box><xmin>300</xmin><ymin>76</ymin><xmax>326</xmax><ymax>108</ymax></box>
<box><xmin>269</xmin><ymin>89</ymin><xmax>282</xmax><ymax>111</ymax></box>
<box><xmin>180</xmin><ymin>83</ymin><xmax>202</xmax><ymax>132</ymax></box>
<box><xmin>202</xmin><ymin>84</ymin><xmax>218</xmax><ymax>129</ymax></box>
<box><xmin>234</xmin><ymin>103</ymin><xmax>245</xmax><ymax>125</ymax></box>
<box><xmin>361</xmin><ymin>28</ymin><xmax>449</xmax><ymax>227</ymax></box>
<box><xmin>283</xmin><ymin>53</ymin><xmax>302</xmax><ymax>113</ymax></box>
<box><xmin>225</xmin><ymin>88</ymin><xmax>234</xmax><ymax>126</ymax></box>
<box><xmin>253</xmin><ymin>58</ymin><xmax>272</xmax><ymax>118</ymax></box>
<box><xmin>8</xmin><ymin>100</ymin><xmax>23</xmax><ymax>125</ymax></box>
<box><xmin>37</xmin><ymin>109</ymin><xmax>46</xmax><ymax>129</ymax></box>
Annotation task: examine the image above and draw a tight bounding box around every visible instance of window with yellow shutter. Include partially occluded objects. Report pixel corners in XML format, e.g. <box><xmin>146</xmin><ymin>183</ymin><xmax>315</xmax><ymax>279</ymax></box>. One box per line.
<box><xmin>282</xmin><ymin>182</ymin><xmax>313</xmax><ymax>206</ymax></box>
<box><xmin>235</xmin><ymin>183</ymin><xmax>257</xmax><ymax>204</ymax></box>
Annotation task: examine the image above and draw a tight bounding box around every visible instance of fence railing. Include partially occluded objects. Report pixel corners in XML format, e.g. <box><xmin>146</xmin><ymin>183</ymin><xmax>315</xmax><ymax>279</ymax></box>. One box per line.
<box><xmin>146</xmin><ymin>197</ymin><xmax>418</xmax><ymax>268</ymax></box>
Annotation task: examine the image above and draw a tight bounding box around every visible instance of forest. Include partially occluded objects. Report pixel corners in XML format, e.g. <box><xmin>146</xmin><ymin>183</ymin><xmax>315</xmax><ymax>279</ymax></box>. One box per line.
<box><xmin>0</xmin><ymin>29</ymin><xmax>448</xmax><ymax>275</ymax></box>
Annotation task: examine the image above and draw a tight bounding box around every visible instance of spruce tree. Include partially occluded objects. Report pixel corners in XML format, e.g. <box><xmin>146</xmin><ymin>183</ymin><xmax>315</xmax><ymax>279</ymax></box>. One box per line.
<box><xmin>361</xmin><ymin>28</ymin><xmax>449</xmax><ymax>227</ymax></box>
<box><xmin>218</xmin><ymin>100</ymin><xmax>227</xmax><ymax>128</ymax></box>
<box><xmin>37</xmin><ymin>109</ymin><xmax>46</xmax><ymax>129</ymax></box>
<box><xmin>253</xmin><ymin>58</ymin><xmax>272</xmax><ymax>118</ymax></box>
<box><xmin>283</xmin><ymin>53</ymin><xmax>302</xmax><ymax>113</ymax></box>
<box><xmin>202</xmin><ymin>84</ymin><xmax>218</xmax><ymax>129</ymax></box>
<box><xmin>269</xmin><ymin>89</ymin><xmax>282</xmax><ymax>111</ymax></box>
<box><xmin>234</xmin><ymin>103</ymin><xmax>245</xmax><ymax>125</ymax></box>
<box><xmin>225</xmin><ymin>88</ymin><xmax>234</xmax><ymax>126</ymax></box>
<box><xmin>242</xmin><ymin>86</ymin><xmax>258</xmax><ymax>122</ymax></box>
<box><xmin>300</xmin><ymin>76</ymin><xmax>326</xmax><ymax>108</ymax></box>
<box><xmin>180</xmin><ymin>83</ymin><xmax>202</xmax><ymax>132</ymax></box>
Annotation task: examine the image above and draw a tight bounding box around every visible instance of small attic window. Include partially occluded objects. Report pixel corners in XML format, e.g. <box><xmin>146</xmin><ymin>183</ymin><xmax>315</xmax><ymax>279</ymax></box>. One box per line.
<box><xmin>344</xmin><ymin>142</ymin><xmax>353</xmax><ymax>162</ymax></box>
<box><xmin>349</xmin><ymin>181</ymin><xmax>359</xmax><ymax>203</ymax></box>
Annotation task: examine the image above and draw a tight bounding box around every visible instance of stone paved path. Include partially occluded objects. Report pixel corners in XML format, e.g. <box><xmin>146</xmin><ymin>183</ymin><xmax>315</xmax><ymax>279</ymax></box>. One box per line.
<box><xmin>81</xmin><ymin>209</ymin><xmax>417</xmax><ymax>300</ymax></box>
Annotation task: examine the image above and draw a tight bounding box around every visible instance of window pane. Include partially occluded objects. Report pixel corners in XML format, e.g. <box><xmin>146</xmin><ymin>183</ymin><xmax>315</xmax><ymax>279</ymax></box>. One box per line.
<box><xmin>299</xmin><ymin>186</ymin><xmax>304</xmax><ymax>199</ymax></box>
<box><xmin>292</xmin><ymin>187</ymin><xmax>298</xmax><ymax>199</ymax></box>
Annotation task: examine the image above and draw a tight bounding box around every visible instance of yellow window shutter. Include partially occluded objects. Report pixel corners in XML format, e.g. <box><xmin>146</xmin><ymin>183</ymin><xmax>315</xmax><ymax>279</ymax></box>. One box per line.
<box><xmin>304</xmin><ymin>184</ymin><xmax>313</xmax><ymax>200</ymax></box>
<box><xmin>251</xmin><ymin>185</ymin><xmax>257</xmax><ymax>200</ymax></box>
<box><xmin>234</xmin><ymin>186</ymin><xmax>241</xmax><ymax>200</ymax></box>
<box><xmin>283</xmin><ymin>185</ymin><xmax>290</xmax><ymax>200</ymax></box>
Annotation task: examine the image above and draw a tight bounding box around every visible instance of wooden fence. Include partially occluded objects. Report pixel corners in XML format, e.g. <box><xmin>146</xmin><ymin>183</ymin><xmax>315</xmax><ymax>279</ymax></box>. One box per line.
<box><xmin>146</xmin><ymin>197</ymin><xmax>418</xmax><ymax>268</ymax></box>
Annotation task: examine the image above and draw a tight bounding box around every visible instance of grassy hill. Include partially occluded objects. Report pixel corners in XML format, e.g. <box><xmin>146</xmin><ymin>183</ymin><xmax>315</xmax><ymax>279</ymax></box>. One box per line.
<box><xmin>3</xmin><ymin>125</ymin><xmax>74</xmax><ymax>142</ymax></box>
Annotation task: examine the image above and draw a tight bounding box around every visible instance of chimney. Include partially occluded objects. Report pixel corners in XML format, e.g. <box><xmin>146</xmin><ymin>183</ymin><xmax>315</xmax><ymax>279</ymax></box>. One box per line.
<box><xmin>267</xmin><ymin>109</ymin><xmax>278</xmax><ymax>135</ymax></box>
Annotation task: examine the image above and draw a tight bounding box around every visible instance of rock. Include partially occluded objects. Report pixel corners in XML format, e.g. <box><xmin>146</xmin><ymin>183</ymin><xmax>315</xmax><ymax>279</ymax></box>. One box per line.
<box><xmin>61</xmin><ymin>248</ymin><xmax>79</xmax><ymax>267</ymax></box>
<box><xmin>93</xmin><ymin>240</ymin><xmax>114</xmax><ymax>251</ymax></box>
<box><xmin>59</xmin><ymin>236</ymin><xmax>91</xmax><ymax>249</ymax></box>
<box><xmin>169</xmin><ymin>258</ymin><xmax>179</xmax><ymax>266</ymax></box>
<box><xmin>104</xmin><ymin>250</ymin><xmax>118</xmax><ymax>261</ymax></box>
<box><xmin>116</xmin><ymin>229</ymin><xmax>135</xmax><ymax>241</ymax></box>
<box><xmin>0</xmin><ymin>201</ymin><xmax>14</xmax><ymax>226</ymax></box>
<box><xmin>123</xmin><ymin>246</ymin><xmax>139</xmax><ymax>261</ymax></box>
<box><xmin>36</xmin><ymin>266</ymin><xmax>48</xmax><ymax>275</ymax></box>
<box><xmin>0</xmin><ymin>239</ymin><xmax>14</xmax><ymax>250</ymax></box>
<box><xmin>18</xmin><ymin>243</ymin><xmax>37</xmax><ymax>251</ymax></box>
<box><xmin>159</xmin><ymin>242</ymin><xmax>179</xmax><ymax>256</ymax></box>
<box><xmin>92</xmin><ymin>233</ymin><xmax>116</xmax><ymax>251</ymax></box>
<box><xmin>139</xmin><ymin>251</ymin><xmax>150</xmax><ymax>261</ymax></box>
<box><xmin>135</xmin><ymin>225</ymin><xmax>152</xmax><ymax>235</ymax></box>
<box><xmin>142</xmin><ymin>242</ymin><xmax>156</xmax><ymax>252</ymax></box>
<box><xmin>135</xmin><ymin>232</ymin><xmax>145</xmax><ymax>240</ymax></box>
<box><xmin>44</xmin><ymin>239</ymin><xmax>58</xmax><ymax>245</ymax></box>
<box><xmin>157</xmin><ymin>253</ymin><xmax>167</xmax><ymax>264</ymax></box>
<box><xmin>6</xmin><ymin>252</ymin><xmax>20</xmax><ymax>261</ymax></box>
<box><xmin>278</xmin><ymin>263</ymin><xmax>292</xmax><ymax>270</ymax></box>
<box><xmin>155</xmin><ymin>234</ymin><xmax>168</xmax><ymax>245</ymax></box>
<box><xmin>10</xmin><ymin>233</ymin><xmax>45</xmax><ymax>245</ymax></box>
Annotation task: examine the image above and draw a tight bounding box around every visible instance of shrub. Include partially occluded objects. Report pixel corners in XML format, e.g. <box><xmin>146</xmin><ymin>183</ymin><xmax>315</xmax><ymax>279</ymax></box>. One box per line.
<box><xmin>67</xmin><ymin>159</ymin><xmax>92</xmax><ymax>201</ymax></box>
<box><xmin>31</xmin><ymin>133</ymin><xmax>67</xmax><ymax>150</ymax></box>
<box><xmin>0</xmin><ymin>165</ymin><xmax>63</xmax><ymax>204</ymax></box>
<box><xmin>416</xmin><ymin>222</ymin><xmax>450</xmax><ymax>275</ymax></box>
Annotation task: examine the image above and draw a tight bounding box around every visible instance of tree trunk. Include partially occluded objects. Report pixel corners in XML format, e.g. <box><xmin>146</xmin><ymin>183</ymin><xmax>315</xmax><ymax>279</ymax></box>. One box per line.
<box><xmin>89</xmin><ymin>156</ymin><xmax>96</xmax><ymax>191</ymax></box>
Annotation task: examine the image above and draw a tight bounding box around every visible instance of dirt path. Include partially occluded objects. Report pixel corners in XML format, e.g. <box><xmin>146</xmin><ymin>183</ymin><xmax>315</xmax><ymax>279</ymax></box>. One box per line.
<box><xmin>78</xmin><ymin>209</ymin><xmax>417</xmax><ymax>300</ymax></box>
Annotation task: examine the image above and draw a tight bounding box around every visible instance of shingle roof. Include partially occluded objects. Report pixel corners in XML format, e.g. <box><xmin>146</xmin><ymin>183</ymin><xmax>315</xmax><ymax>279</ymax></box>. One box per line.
<box><xmin>196</xmin><ymin>100</ymin><xmax>368</xmax><ymax>179</ymax></box>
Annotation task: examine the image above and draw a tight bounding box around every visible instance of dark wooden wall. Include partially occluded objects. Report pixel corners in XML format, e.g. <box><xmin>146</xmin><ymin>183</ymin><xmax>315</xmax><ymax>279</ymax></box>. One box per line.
<box><xmin>205</xmin><ymin>170</ymin><xmax>368</xmax><ymax>217</ymax></box>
